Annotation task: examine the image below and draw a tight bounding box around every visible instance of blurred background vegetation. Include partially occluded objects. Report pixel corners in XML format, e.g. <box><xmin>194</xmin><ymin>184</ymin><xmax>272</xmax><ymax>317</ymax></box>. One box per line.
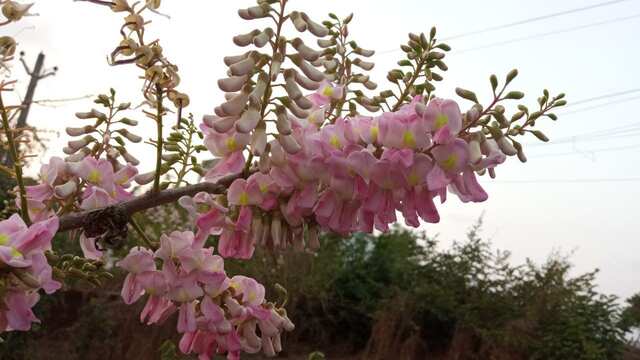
<box><xmin>0</xmin><ymin>184</ymin><xmax>638</xmax><ymax>359</ymax></box>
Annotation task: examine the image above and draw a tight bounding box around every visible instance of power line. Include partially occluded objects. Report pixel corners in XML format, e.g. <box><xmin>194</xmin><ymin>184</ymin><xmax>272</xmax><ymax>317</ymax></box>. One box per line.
<box><xmin>442</xmin><ymin>0</ymin><xmax>633</xmax><ymax>41</ymax></box>
<box><xmin>457</xmin><ymin>13</ymin><xmax>640</xmax><ymax>53</ymax></box>
<box><xmin>531</xmin><ymin>143</ymin><xmax>640</xmax><ymax>158</ymax></box>
<box><xmin>559</xmin><ymin>95</ymin><xmax>640</xmax><ymax>116</ymax></box>
<box><xmin>566</xmin><ymin>88</ymin><xmax>640</xmax><ymax>107</ymax></box>
<box><xmin>487</xmin><ymin>177</ymin><xmax>640</xmax><ymax>184</ymax></box>
<box><xmin>378</xmin><ymin>0</ymin><xmax>636</xmax><ymax>55</ymax></box>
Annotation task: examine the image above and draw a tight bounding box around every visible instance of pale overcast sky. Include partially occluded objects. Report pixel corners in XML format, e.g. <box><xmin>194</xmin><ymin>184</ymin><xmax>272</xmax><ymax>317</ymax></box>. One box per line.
<box><xmin>3</xmin><ymin>0</ymin><xmax>639</xmax><ymax>300</ymax></box>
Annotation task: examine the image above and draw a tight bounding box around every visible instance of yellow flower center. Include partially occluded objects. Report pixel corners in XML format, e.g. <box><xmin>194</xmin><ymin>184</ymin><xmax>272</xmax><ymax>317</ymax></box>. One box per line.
<box><xmin>370</xmin><ymin>126</ymin><xmax>379</xmax><ymax>142</ymax></box>
<box><xmin>441</xmin><ymin>154</ymin><xmax>458</xmax><ymax>171</ymax></box>
<box><xmin>402</xmin><ymin>131</ymin><xmax>416</xmax><ymax>148</ymax></box>
<box><xmin>88</xmin><ymin>169</ymin><xmax>102</xmax><ymax>184</ymax></box>
<box><xmin>259</xmin><ymin>184</ymin><xmax>269</xmax><ymax>194</ymax></box>
<box><xmin>225</xmin><ymin>137</ymin><xmax>237</xmax><ymax>152</ymax></box>
<box><xmin>322</xmin><ymin>86</ymin><xmax>334</xmax><ymax>97</ymax></box>
<box><xmin>0</xmin><ymin>233</ymin><xmax>9</xmax><ymax>246</ymax></box>
<box><xmin>329</xmin><ymin>135</ymin><xmax>342</xmax><ymax>149</ymax></box>
<box><xmin>247</xmin><ymin>290</ymin><xmax>257</xmax><ymax>303</ymax></box>
<box><xmin>10</xmin><ymin>247</ymin><xmax>22</xmax><ymax>258</ymax></box>
<box><xmin>407</xmin><ymin>170</ymin><xmax>420</xmax><ymax>186</ymax></box>
<box><xmin>238</xmin><ymin>192</ymin><xmax>249</xmax><ymax>206</ymax></box>
<box><xmin>435</xmin><ymin>113</ymin><xmax>449</xmax><ymax>129</ymax></box>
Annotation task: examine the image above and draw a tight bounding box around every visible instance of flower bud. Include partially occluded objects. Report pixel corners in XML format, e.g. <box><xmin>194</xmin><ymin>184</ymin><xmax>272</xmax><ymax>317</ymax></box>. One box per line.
<box><xmin>281</xmin><ymin>98</ymin><xmax>309</xmax><ymax>119</ymax></box>
<box><xmin>0</xmin><ymin>36</ymin><xmax>17</xmax><ymax>57</ymax></box>
<box><xmin>270</xmin><ymin>53</ymin><xmax>283</xmax><ymax>81</ymax></box>
<box><xmin>289</xmin><ymin>54</ymin><xmax>325</xmax><ymax>82</ymax></box>
<box><xmin>111</xmin><ymin>0</ymin><xmax>130</xmax><ymax>12</ymax></box>
<box><xmin>291</xmin><ymin>38</ymin><xmax>320</xmax><ymax>62</ymax></box>
<box><xmin>54</xmin><ymin>180</ymin><xmax>77</xmax><ymax>199</ymax></box>
<box><xmin>233</xmin><ymin>29</ymin><xmax>260</xmax><ymax>47</ymax></box>
<box><xmin>229</xmin><ymin>52</ymin><xmax>258</xmax><ymax>76</ymax></box>
<box><xmin>289</xmin><ymin>11</ymin><xmax>307</xmax><ymax>32</ymax></box>
<box><xmin>307</xmin><ymin>225</ymin><xmax>320</xmax><ymax>251</ymax></box>
<box><xmin>124</xmin><ymin>13</ymin><xmax>145</xmax><ymax>31</ymax></box>
<box><xmin>253</xmin><ymin>28</ymin><xmax>274</xmax><ymax>48</ymax></box>
<box><xmin>2</xmin><ymin>1</ymin><xmax>34</xmax><ymax>22</ymax></box>
<box><xmin>213</xmin><ymin>116</ymin><xmax>238</xmax><ymax>133</ymax></box>
<box><xmin>221</xmin><ymin>86</ymin><xmax>251</xmax><ymax>116</ymax></box>
<box><xmin>65</xmin><ymin>126</ymin><xmax>95</xmax><ymax>137</ymax></box>
<box><xmin>317</xmin><ymin>38</ymin><xmax>336</xmax><ymax>48</ymax></box>
<box><xmin>135</xmin><ymin>171</ymin><xmax>156</xmax><ymax>185</ymax></box>
<box><xmin>235</xmin><ymin>105</ymin><xmax>261</xmax><ymax>133</ymax></box>
<box><xmin>65</xmin><ymin>148</ymin><xmax>91</xmax><ymax>162</ymax></box>
<box><xmin>251</xmin><ymin>123</ymin><xmax>267</xmax><ymax>155</ymax></box>
<box><xmin>116</xmin><ymin>128</ymin><xmax>142</xmax><ymax>143</ymax></box>
<box><xmin>352</xmin><ymin>58</ymin><xmax>374</xmax><ymax>71</ymax></box>
<box><xmin>122</xmin><ymin>151</ymin><xmax>140</xmax><ymax>166</ymax></box>
<box><xmin>223</xmin><ymin>52</ymin><xmax>249</xmax><ymax>66</ymax></box>
<box><xmin>262</xmin><ymin>335</ymin><xmax>276</xmax><ymax>357</ymax></box>
<box><xmin>496</xmin><ymin>136</ymin><xmax>517</xmax><ymax>156</ymax></box>
<box><xmin>218</xmin><ymin>75</ymin><xmax>248</xmax><ymax>93</ymax></box>
<box><xmin>283</xmin><ymin>69</ymin><xmax>302</xmax><ymax>100</ymax></box>
<box><xmin>278</xmin><ymin>135</ymin><xmax>301</xmax><ymax>155</ymax></box>
<box><xmin>300</xmin><ymin>12</ymin><xmax>329</xmax><ymax>37</ymax></box>
<box><xmin>294</xmin><ymin>70</ymin><xmax>320</xmax><ymax>90</ymax></box>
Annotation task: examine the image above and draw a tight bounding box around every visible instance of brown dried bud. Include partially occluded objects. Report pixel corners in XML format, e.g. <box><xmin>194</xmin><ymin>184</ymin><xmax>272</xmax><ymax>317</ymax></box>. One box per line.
<box><xmin>0</xmin><ymin>36</ymin><xmax>17</xmax><ymax>57</ymax></box>
<box><xmin>2</xmin><ymin>1</ymin><xmax>33</xmax><ymax>22</ymax></box>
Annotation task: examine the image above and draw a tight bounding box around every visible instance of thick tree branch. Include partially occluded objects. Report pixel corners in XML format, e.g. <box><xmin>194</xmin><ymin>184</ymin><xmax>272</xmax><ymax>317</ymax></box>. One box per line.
<box><xmin>58</xmin><ymin>173</ymin><xmax>239</xmax><ymax>232</ymax></box>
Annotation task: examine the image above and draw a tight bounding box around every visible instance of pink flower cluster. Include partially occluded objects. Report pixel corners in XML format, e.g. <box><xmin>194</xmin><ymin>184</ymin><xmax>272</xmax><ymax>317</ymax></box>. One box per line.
<box><xmin>197</xmin><ymin>90</ymin><xmax>508</xmax><ymax>258</ymax></box>
<box><xmin>117</xmin><ymin>231</ymin><xmax>294</xmax><ymax>359</ymax></box>
<box><xmin>24</xmin><ymin>156</ymin><xmax>138</xmax><ymax>259</ymax></box>
<box><xmin>0</xmin><ymin>215</ymin><xmax>60</xmax><ymax>332</ymax></box>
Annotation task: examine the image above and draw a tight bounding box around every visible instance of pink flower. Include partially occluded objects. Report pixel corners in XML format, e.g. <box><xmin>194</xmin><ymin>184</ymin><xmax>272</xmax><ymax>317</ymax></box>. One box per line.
<box><xmin>423</xmin><ymin>98</ymin><xmax>463</xmax><ymax>144</ymax></box>
<box><xmin>2</xmin><ymin>292</ymin><xmax>40</xmax><ymax>331</ymax></box>
<box><xmin>70</xmin><ymin>157</ymin><xmax>116</xmax><ymax>195</ymax></box>
<box><xmin>227</xmin><ymin>178</ymin><xmax>263</xmax><ymax>206</ymax></box>
<box><xmin>219</xmin><ymin>206</ymin><xmax>254</xmax><ymax>259</ymax></box>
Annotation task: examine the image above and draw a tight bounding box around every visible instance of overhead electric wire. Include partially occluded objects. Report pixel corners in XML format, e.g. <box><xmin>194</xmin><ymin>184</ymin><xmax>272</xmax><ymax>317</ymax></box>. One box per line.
<box><xmin>378</xmin><ymin>0</ymin><xmax>635</xmax><ymax>55</ymax></box>
<box><xmin>487</xmin><ymin>177</ymin><xmax>640</xmax><ymax>184</ymax></box>
<box><xmin>559</xmin><ymin>95</ymin><xmax>640</xmax><ymax>116</ymax></box>
<box><xmin>442</xmin><ymin>0</ymin><xmax>633</xmax><ymax>41</ymax></box>
<box><xmin>565</xmin><ymin>88</ymin><xmax>640</xmax><ymax>107</ymax></box>
<box><xmin>531</xmin><ymin>143</ymin><xmax>640</xmax><ymax>158</ymax></box>
<box><xmin>457</xmin><ymin>13</ymin><xmax>640</xmax><ymax>53</ymax></box>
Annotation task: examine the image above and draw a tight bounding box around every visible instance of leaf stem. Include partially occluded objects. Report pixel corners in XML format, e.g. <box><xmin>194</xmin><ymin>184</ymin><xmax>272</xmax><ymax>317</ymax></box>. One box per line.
<box><xmin>0</xmin><ymin>91</ymin><xmax>31</xmax><ymax>225</ymax></box>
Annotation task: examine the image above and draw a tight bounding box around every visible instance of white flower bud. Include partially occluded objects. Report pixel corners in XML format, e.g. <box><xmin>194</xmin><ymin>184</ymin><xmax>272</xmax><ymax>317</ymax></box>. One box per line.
<box><xmin>54</xmin><ymin>180</ymin><xmax>77</xmax><ymax>199</ymax></box>
<box><xmin>289</xmin><ymin>11</ymin><xmax>307</xmax><ymax>32</ymax></box>
<box><xmin>294</xmin><ymin>96</ymin><xmax>313</xmax><ymax>110</ymax></box>
<box><xmin>65</xmin><ymin>148</ymin><xmax>91</xmax><ymax>162</ymax></box>
<box><xmin>282</xmin><ymin>98</ymin><xmax>309</xmax><ymax>119</ymax></box>
<box><xmin>291</xmin><ymin>38</ymin><xmax>320</xmax><ymax>62</ymax></box>
<box><xmin>300</xmin><ymin>12</ymin><xmax>329</xmax><ymax>37</ymax></box>
<box><xmin>253</xmin><ymin>28</ymin><xmax>274</xmax><ymax>48</ymax></box>
<box><xmin>278</xmin><ymin>134</ymin><xmax>301</xmax><ymax>155</ymax></box>
<box><xmin>294</xmin><ymin>70</ymin><xmax>320</xmax><ymax>90</ymax></box>
<box><xmin>261</xmin><ymin>335</ymin><xmax>276</xmax><ymax>357</ymax></box>
<box><xmin>317</xmin><ymin>38</ymin><xmax>336</xmax><ymax>48</ymax></box>
<box><xmin>135</xmin><ymin>171</ymin><xmax>156</xmax><ymax>185</ymax></box>
<box><xmin>497</xmin><ymin>136</ymin><xmax>517</xmax><ymax>156</ymax></box>
<box><xmin>251</xmin><ymin>123</ymin><xmax>267</xmax><ymax>156</ymax></box>
<box><xmin>247</xmin><ymin>5</ymin><xmax>270</xmax><ymax>18</ymax></box>
<box><xmin>289</xmin><ymin>54</ymin><xmax>325</xmax><ymax>82</ymax></box>
<box><xmin>276</xmin><ymin>106</ymin><xmax>292</xmax><ymax>135</ymax></box>
<box><xmin>65</xmin><ymin>126</ymin><xmax>95</xmax><ymax>137</ymax></box>
<box><xmin>283</xmin><ymin>69</ymin><xmax>302</xmax><ymax>100</ymax></box>
<box><xmin>229</xmin><ymin>53</ymin><xmax>257</xmax><ymax>76</ymax></box>
<box><xmin>352</xmin><ymin>58</ymin><xmax>375</xmax><ymax>71</ymax></box>
<box><xmin>221</xmin><ymin>86</ymin><xmax>251</xmax><ymax>116</ymax></box>
<box><xmin>224</xmin><ymin>52</ymin><xmax>249</xmax><ymax>66</ymax></box>
<box><xmin>218</xmin><ymin>75</ymin><xmax>248</xmax><ymax>93</ymax></box>
<box><xmin>122</xmin><ymin>151</ymin><xmax>140</xmax><ymax>166</ymax></box>
<box><xmin>235</xmin><ymin>106</ymin><xmax>260</xmax><ymax>134</ymax></box>
<box><xmin>233</xmin><ymin>30</ymin><xmax>260</xmax><ymax>47</ymax></box>
<box><xmin>213</xmin><ymin>116</ymin><xmax>238</xmax><ymax>133</ymax></box>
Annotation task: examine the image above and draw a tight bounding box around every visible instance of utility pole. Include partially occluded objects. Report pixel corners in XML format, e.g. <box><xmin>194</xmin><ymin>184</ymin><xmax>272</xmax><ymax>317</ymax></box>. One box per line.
<box><xmin>1</xmin><ymin>51</ymin><xmax>57</xmax><ymax>166</ymax></box>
